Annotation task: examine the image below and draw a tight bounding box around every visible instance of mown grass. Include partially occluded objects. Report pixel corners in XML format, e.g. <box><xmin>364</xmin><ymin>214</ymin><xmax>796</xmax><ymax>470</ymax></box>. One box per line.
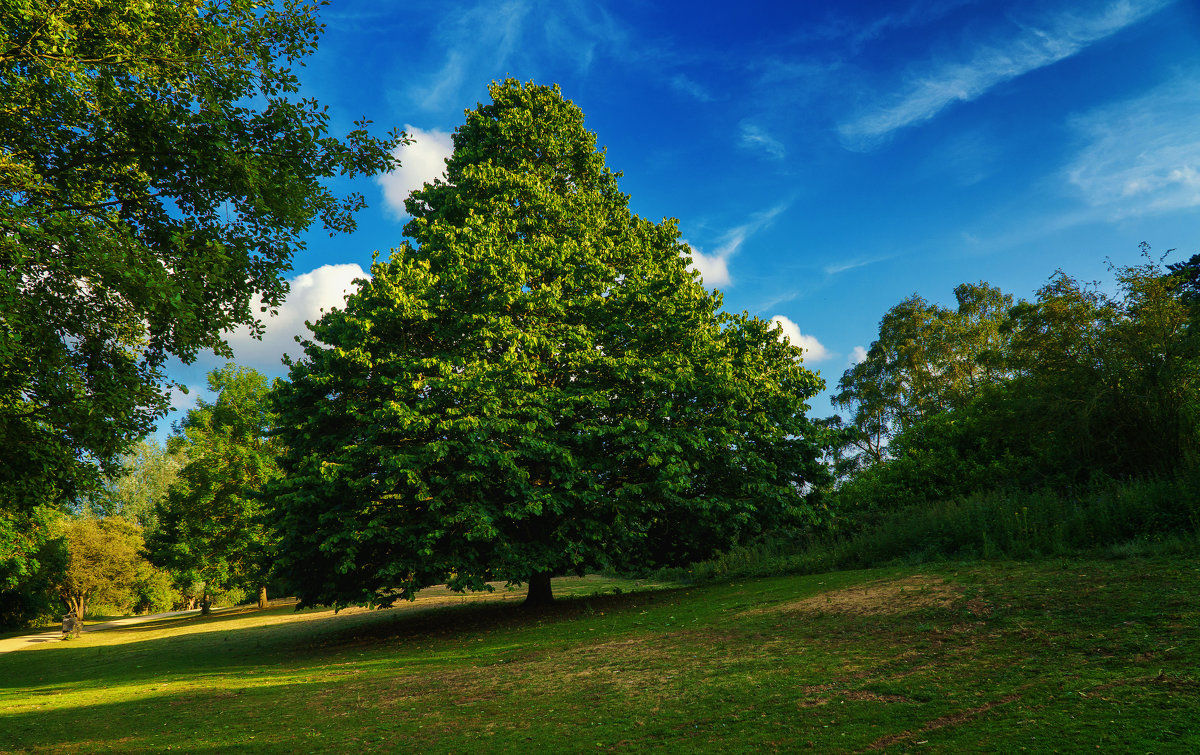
<box><xmin>1</xmin><ymin>562</ymin><xmax>1197</xmax><ymax>753</ymax></box>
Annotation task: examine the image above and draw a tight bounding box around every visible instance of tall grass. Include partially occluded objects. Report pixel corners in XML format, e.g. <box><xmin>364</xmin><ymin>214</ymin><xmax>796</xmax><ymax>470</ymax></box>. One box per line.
<box><xmin>658</xmin><ymin>469</ymin><xmax>1200</xmax><ymax>583</ymax></box>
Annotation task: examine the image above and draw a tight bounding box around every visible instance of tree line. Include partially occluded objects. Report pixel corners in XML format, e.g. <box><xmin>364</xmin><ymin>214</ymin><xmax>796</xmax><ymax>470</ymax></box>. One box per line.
<box><xmin>829</xmin><ymin>247</ymin><xmax>1200</xmax><ymax>519</ymax></box>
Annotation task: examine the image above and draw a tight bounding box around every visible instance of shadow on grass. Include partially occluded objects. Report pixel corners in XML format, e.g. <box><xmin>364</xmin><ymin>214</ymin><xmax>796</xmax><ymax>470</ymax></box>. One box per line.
<box><xmin>0</xmin><ymin>584</ymin><xmax>691</xmax><ymax>692</ymax></box>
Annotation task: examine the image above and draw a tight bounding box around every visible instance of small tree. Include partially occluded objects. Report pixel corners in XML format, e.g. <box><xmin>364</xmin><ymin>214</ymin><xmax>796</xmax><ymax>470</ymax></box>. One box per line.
<box><xmin>270</xmin><ymin>80</ymin><xmax>830</xmax><ymax>609</ymax></box>
<box><xmin>56</xmin><ymin>516</ymin><xmax>146</xmax><ymax>624</ymax></box>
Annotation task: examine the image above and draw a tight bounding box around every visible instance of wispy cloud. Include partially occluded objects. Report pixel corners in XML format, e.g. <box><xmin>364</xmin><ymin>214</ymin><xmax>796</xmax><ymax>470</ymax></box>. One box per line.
<box><xmin>407</xmin><ymin>0</ymin><xmax>632</xmax><ymax>112</ymax></box>
<box><xmin>376</xmin><ymin>124</ymin><xmax>455</xmax><ymax>217</ymax></box>
<box><xmin>739</xmin><ymin>122</ymin><xmax>786</xmax><ymax>159</ymax></box>
<box><xmin>837</xmin><ymin>0</ymin><xmax>1172</xmax><ymax>149</ymax></box>
<box><xmin>413</xmin><ymin>1</ymin><xmax>531</xmax><ymax>111</ymax></box>
<box><xmin>684</xmin><ymin>204</ymin><xmax>789</xmax><ymax>288</ymax></box>
<box><xmin>770</xmin><ymin>315</ymin><xmax>830</xmax><ymax>362</ymax></box>
<box><xmin>795</xmin><ymin>0</ymin><xmax>978</xmax><ymax>49</ymax></box>
<box><xmin>823</xmin><ymin>254</ymin><xmax>893</xmax><ymax>276</ymax></box>
<box><xmin>671</xmin><ymin>74</ymin><xmax>714</xmax><ymax>102</ymax></box>
<box><xmin>1065</xmin><ymin>74</ymin><xmax>1200</xmax><ymax>216</ymax></box>
<box><xmin>849</xmin><ymin>345</ymin><xmax>869</xmax><ymax>365</ymax></box>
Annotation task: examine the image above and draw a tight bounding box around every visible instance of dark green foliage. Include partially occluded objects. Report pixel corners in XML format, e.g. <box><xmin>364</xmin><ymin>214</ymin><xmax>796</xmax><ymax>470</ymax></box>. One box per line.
<box><xmin>834</xmin><ymin>247</ymin><xmax>1199</xmax><ymax>515</ymax></box>
<box><xmin>0</xmin><ymin>0</ymin><xmax>403</xmax><ymax>514</ymax></box>
<box><xmin>270</xmin><ymin>80</ymin><xmax>830</xmax><ymax>608</ymax></box>
<box><xmin>150</xmin><ymin>364</ymin><xmax>280</xmax><ymax>603</ymax></box>
<box><xmin>658</xmin><ymin>471</ymin><xmax>1200</xmax><ymax>584</ymax></box>
<box><xmin>0</xmin><ymin>507</ymin><xmax>66</xmax><ymax>628</ymax></box>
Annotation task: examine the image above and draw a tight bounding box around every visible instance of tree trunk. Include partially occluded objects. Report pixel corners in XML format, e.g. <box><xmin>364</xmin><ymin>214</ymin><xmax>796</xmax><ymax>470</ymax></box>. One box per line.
<box><xmin>200</xmin><ymin>587</ymin><xmax>212</xmax><ymax>616</ymax></box>
<box><xmin>524</xmin><ymin>571</ymin><xmax>554</xmax><ymax>607</ymax></box>
<box><xmin>67</xmin><ymin>596</ymin><xmax>85</xmax><ymax>632</ymax></box>
<box><xmin>257</xmin><ymin>585</ymin><xmax>268</xmax><ymax>609</ymax></box>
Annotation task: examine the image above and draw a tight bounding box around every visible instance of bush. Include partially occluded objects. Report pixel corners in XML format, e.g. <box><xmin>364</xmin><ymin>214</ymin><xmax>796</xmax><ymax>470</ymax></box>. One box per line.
<box><xmin>659</xmin><ymin>471</ymin><xmax>1200</xmax><ymax>585</ymax></box>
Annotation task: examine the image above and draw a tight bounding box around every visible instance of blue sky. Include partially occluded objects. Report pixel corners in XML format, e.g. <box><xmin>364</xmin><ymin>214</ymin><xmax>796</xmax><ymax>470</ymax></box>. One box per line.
<box><xmin>162</xmin><ymin>0</ymin><xmax>1200</xmax><ymax>430</ymax></box>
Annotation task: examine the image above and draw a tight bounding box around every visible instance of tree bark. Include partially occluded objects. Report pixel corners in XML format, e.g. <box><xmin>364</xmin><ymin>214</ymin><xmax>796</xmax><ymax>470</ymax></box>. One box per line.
<box><xmin>524</xmin><ymin>571</ymin><xmax>554</xmax><ymax>607</ymax></box>
<box><xmin>257</xmin><ymin>585</ymin><xmax>268</xmax><ymax>609</ymax></box>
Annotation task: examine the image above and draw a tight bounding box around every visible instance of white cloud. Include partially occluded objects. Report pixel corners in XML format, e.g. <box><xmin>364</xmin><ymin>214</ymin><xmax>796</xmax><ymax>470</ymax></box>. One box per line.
<box><xmin>770</xmin><ymin>315</ymin><xmax>830</xmax><ymax>362</ymax></box>
<box><xmin>226</xmin><ymin>264</ymin><xmax>367</xmax><ymax>371</ymax></box>
<box><xmin>850</xmin><ymin>345</ymin><xmax>869</xmax><ymax>365</ymax></box>
<box><xmin>1065</xmin><ymin>75</ymin><xmax>1200</xmax><ymax>216</ymax></box>
<box><xmin>739</xmin><ymin>122</ymin><xmax>786</xmax><ymax>159</ymax></box>
<box><xmin>837</xmin><ymin>0</ymin><xmax>1171</xmax><ymax>149</ymax></box>
<box><xmin>684</xmin><ymin>242</ymin><xmax>732</xmax><ymax>287</ymax></box>
<box><xmin>377</xmin><ymin>125</ymin><xmax>455</xmax><ymax>217</ymax></box>
<box><xmin>682</xmin><ymin>203</ymin><xmax>788</xmax><ymax>289</ymax></box>
<box><xmin>409</xmin><ymin>0</ymin><xmax>630</xmax><ymax>112</ymax></box>
<box><xmin>823</xmin><ymin>254</ymin><xmax>894</xmax><ymax>276</ymax></box>
<box><xmin>166</xmin><ymin>383</ymin><xmax>198</xmax><ymax>417</ymax></box>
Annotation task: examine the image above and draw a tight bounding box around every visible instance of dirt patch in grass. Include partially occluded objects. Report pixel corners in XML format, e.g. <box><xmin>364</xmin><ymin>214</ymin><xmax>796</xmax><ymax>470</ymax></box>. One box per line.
<box><xmin>797</xmin><ymin>688</ymin><xmax>915</xmax><ymax>708</ymax></box>
<box><xmin>756</xmin><ymin>575</ymin><xmax>962</xmax><ymax>617</ymax></box>
<box><xmin>864</xmin><ymin>693</ymin><xmax>1021</xmax><ymax>750</ymax></box>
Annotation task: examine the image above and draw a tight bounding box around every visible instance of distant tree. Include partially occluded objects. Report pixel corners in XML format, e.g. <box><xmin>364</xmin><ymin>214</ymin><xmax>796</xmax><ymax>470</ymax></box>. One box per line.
<box><xmin>0</xmin><ymin>0</ymin><xmax>404</xmax><ymax>515</ymax></box>
<box><xmin>56</xmin><ymin>516</ymin><xmax>146</xmax><ymax>624</ymax></box>
<box><xmin>269</xmin><ymin>80</ymin><xmax>830</xmax><ymax>608</ymax></box>
<box><xmin>151</xmin><ymin>364</ymin><xmax>280</xmax><ymax>611</ymax></box>
<box><xmin>834</xmin><ymin>282</ymin><xmax>1013</xmax><ymax>464</ymax></box>
<box><xmin>833</xmin><ymin>246</ymin><xmax>1200</xmax><ymax>513</ymax></box>
<box><xmin>86</xmin><ymin>440</ymin><xmax>187</xmax><ymax>535</ymax></box>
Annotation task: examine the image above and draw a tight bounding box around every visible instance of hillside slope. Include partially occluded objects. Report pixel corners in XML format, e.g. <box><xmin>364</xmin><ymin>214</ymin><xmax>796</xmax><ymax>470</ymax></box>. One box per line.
<box><xmin>1</xmin><ymin>562</ymin><xmax>1196</xmax><ymax>753</ymax></box>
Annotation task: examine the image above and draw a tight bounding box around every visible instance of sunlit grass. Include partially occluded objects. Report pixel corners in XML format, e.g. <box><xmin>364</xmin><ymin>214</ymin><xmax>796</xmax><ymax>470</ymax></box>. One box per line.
<box><xmin>2</xmin><ymin>564</ymin><xmax>1197</xmax><ymax>753</ymax></box>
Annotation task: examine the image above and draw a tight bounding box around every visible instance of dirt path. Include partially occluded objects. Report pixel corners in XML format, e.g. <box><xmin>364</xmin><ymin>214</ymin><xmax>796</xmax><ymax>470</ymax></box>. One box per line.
<box><xmin>0</xmin><ymin>609</ymin><xmax>202</xmax><ymax>654</ymax></box>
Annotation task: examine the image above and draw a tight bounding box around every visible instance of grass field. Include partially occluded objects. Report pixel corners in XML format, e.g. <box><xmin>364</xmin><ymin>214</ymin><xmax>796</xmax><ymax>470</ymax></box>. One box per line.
<box><xmin>2</xmin><ymin>560</ymin><xmax>1197</xmax><ymax>753</ymax></box>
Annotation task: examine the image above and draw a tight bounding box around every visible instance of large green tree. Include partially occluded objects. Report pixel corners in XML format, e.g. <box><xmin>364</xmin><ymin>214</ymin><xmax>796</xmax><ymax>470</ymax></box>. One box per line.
<box><xmin>270</xmin><ymin>80</ymin><xmax>829</xmax><ymax>608</ymax></box>
<box><xmin>151</xmin><ymin>364</ymin><xmax>280</xmax><ymax>611</ymax></box>
<box><xmin>0</xmin><ymin>0</ymin><xmax>403</xmax><ymax>513</ymax></box>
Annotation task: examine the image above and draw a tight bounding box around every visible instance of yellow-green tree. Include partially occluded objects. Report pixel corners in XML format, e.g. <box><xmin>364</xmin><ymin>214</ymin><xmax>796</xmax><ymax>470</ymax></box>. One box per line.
<box><xmin>56</xmin><ymin>516</ymin><xmax>150</xmax><ymax>625</ymax></box>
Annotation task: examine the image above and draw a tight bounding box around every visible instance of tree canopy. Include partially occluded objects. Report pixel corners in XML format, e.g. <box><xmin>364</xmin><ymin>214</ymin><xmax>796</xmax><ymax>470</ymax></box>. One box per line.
<box><xmin>832</xmin><ymin>246</ymin><xmax>1199</xmax><ymax>512</ymax></box>
<box><xmin>270</xmin><ymin>80</ymin><xmax>829</xmax><ymax>608</ymax></box>
<box><xmin>0</xmin><ymin>0</ymin><xmax>404</xmax><ymax>513</ymax></box>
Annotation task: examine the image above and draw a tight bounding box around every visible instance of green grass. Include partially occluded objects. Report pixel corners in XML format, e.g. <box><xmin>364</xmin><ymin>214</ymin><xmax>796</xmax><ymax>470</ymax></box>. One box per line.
<box><xmin>1</xmin><ymin>562</ymin><xmax>1198</xmax><ymax>753</ymax></box>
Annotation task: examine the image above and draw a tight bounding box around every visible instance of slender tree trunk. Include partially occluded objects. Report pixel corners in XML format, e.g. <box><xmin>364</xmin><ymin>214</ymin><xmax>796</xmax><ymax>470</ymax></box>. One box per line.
<box><xmin>257</xmin><ymin>585</ymin><xmax>268</xmax><ymax>609</ymax></box>
<box><xmin>200</xmin><ymin>587</ymin><xmax>212</xmax><ymax>616</ymax></box>
<box><xmin>65</xmin><ymin>595</ymin><xmax>85</xmax><ymax>633</ymax></box>
<box><xmin>524</xmin><ymin>571</ymin><xmax>554</xmax><ymax>607</ymax></box>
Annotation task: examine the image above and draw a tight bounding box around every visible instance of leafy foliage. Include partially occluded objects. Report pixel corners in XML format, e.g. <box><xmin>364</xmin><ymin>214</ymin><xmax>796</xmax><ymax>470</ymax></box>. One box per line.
<box><xmin>0</xmin><ymin>506</ymin><xmax>66</xmax><ymax>627</ymax></box>
<box><xmin>151</xmin><ymin>364</ymin><xmax>280</xmax><ymax>606</ymax></box>
<box><xmin>55</xmin><ymin>515</ymin><xmax>156</xmax><ymax>621</ymax></box>
<box><xmin>833</xmin><ymin>282</ymin><xmax>1013</xmax><ymax>463</ymax></box>
<box><xmin>833</xmin><ymin>246</ymin><xmax>1200</xmax><ymax>514</ymax></box>
<box><xmin>84</xmin><ymin>439</ymin><xmax>186</xmax><ymax>535</ymax></box>
<box><xmin>270</xmin><ymin>80</ymin><xmax>830</xmax><ymax>608</ymax></box>
<box><xmin>0</xmin><ymin>0</ymin><xmax>404</xmax><ymax>513</ymax></box>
